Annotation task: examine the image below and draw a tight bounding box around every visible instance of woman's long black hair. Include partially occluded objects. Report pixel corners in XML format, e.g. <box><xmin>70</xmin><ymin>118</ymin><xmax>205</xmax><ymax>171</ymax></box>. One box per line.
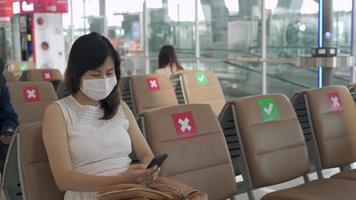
<box><xmin>65</xmin><ymin>32</ymin><xmax>121</xmax><ymax>120</ymax></box>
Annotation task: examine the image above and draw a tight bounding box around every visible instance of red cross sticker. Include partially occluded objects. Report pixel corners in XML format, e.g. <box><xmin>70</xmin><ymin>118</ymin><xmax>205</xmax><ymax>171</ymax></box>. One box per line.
<box><xmin>22</xmin><ymin>86</ymin><xmax>41</xmax><ymax>102</ymax></box>
<box><xmin>41</xmin><ymin>70</ymin><xmax>53</xmax><ymax>81</ymax></box>
<box><xmin>146</xmin><ymin>77</ymin><xmax>160</xmax><ymax>91</ymax></box>
<box><xmin>327</xmin><ymin>92</ymin><xmax>343</xmax><ymax>112</ymax></box>
<box><xmin>171</xmin><ymin>111</ymin><xmax>197</xmax><ymax>139</ymax></box>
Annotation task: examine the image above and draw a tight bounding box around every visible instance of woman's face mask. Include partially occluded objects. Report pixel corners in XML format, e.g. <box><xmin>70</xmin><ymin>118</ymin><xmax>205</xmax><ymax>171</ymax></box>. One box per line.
<box><xmin>80</xmin><ymin>76</ymin><xmax>117</xmax><ymax>101</ymax></box>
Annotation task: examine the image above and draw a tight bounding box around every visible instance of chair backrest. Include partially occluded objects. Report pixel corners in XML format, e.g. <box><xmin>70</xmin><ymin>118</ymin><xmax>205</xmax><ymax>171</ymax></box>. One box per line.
<box><xmin>128</xmin><ymin>74</ymin><xmax>178</xmax><ymax>116</ymax></box>
<box><xmin>173</xmin><ymin>70</ymin><xmax>225</xmax><ymax>116</ymax></box>
<box><xmin>18</xmin><ymin>122</ymin><xmax>64</xmax><ymax>200</ymax></box>
<box><xmin>3</xmin><ymin>71</ymin><xmax>16</xmax><ymax>82</ymax></box>
<box><xmin>8</xmin><ymin>81</ymin><xmax>58</xmax><ymax>124</ymax></box>
<box><xmin>234</xmin><ymin>94</ymin><xmax>310</xmax><ymax>188</ymax></box>
<box><xmin>21</xmin><ymin>69</ymin><xmax>63</xmax><ymax>82</ymax></box>
<box><xmin>305</xmin><ymin>85</ymin><xmax>356</xmax><ymax>168</ymax></box>
<box><xmin>143</xmin><ymin>104</ymin><xmax>237</xmax><ymax>199</ymax></box>
<box><xmin>9</xmin><ymin>61</ymin><xmax>36</xmax><ymax>74</ymax></box>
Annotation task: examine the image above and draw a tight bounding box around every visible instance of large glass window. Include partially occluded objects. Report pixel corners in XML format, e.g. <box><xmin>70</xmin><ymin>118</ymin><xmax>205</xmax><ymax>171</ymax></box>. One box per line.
<box><xmin>266</xmin><ymin>0</ymin><xmax>351</xmax><ymax>95</ymax></box>
<box><xmin>32</xmin><ymin>0</ymin><xmax>356</xmax><ymax>96</ymax></box>
<box><xmin>332</xmin><ymin>0</ymin><xmax>352</xmax><ymax>82</ymax></box>
<box><xmin>266</xmin><ymin>0</ymin><xmax>318</xmax><ymax>58</ymax></box>
<box><xmin>199</xmin><ymin>0</ymin><xmax>260</xmax><ymax>59</ymax></box>
<box><xmin>147</xmin><ymin>0</ymin><xmax>197</xmax><ymax>60</ymax></box>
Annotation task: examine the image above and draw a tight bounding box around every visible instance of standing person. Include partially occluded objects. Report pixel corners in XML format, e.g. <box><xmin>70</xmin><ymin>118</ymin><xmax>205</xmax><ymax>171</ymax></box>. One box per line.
<box><xmin>155</xmin><ymin>45</ymin><xmax>184</xmax><ymax>77</ymax></box>
<box><xmin>42</xmin><ymin>33</ymin><xmax>206</xmax><ymax>200</ymax></box>
<box><xmin>0</xmin><ymin>58</ymin><xmax>19</xmax><ymax>173</ymax></box>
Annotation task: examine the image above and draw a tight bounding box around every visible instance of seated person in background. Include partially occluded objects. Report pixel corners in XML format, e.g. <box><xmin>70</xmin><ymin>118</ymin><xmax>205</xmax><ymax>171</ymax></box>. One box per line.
<box><xmin>0</xmin><ymin>58</ymin><xmax>19</xmax><ymax>173</ymax></box>
<box><xmin>155</xmin><ymin>45</ymin><xmax>184</xmax><ymax>77</ymax></box>
<box><xmin>43</xmin><ymin>33</ymin><xmax>206</xmax><ymax>200</ymax></box>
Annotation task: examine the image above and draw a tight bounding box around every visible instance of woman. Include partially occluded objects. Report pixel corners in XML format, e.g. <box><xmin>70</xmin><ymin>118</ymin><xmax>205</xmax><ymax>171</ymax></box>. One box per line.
<box><xmin>155</xmin><ymin>45</ymin><xmax>184</xmax><ymax>77</ymax></box>
<box><xmin>43</xmin><ymin>33</ymin><xmax>206</xmax><ymax>200</ymax></box>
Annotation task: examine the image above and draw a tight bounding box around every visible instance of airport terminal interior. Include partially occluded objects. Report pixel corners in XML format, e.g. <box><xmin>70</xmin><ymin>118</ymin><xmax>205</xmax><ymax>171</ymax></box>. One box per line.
<box><xmin>1</xmin><ymin>0</ymin><xmax>356</xmax><ymax>200</ymax></box>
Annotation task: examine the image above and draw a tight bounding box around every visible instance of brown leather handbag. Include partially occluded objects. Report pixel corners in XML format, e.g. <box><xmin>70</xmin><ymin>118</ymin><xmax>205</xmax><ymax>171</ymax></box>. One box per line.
<box><xmin>97</xmin><ymin>177</ymin><xmax>207</xmax><ymax>200</ymax></box>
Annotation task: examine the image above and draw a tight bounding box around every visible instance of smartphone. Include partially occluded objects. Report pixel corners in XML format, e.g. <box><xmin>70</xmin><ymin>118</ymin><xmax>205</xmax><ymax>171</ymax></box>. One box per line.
<box><xmin>146</xmin><ymin>153</ymin><xmax>168</xmax><ymax>169</ymax></box>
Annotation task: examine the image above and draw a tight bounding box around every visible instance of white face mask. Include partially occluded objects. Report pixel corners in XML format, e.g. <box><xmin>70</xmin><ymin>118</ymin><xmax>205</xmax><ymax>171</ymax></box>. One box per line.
<box><xmin>80</xmin><ymin>76</ymin><xmax>117</xmax><ymax>101</ymax></box>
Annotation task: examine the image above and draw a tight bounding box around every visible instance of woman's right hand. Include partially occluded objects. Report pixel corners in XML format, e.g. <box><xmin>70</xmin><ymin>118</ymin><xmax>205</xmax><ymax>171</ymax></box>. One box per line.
<box><xmin>120</xmin><ymin>164</ymin><xmax>158</xmax><ymax>185</ymax></box>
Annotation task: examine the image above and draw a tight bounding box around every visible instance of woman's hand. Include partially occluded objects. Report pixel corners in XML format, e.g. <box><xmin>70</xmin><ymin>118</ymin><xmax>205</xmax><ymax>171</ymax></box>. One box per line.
<box><xmin>120</xmin><ymin>164</ymin><xmax>159</xmax><ymax>185</ymax></box>
<box><xmin>0</xmin><ymin>135</ymin><xmax>12</xmax><ymax>144</ymax></box>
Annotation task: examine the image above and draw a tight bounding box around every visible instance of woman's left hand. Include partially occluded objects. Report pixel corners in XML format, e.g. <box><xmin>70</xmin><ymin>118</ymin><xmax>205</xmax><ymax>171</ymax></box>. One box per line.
<box><xmin>138</xmin><ymin>166</ymin><xmax>160</xmax><ymax>185</ymax></box>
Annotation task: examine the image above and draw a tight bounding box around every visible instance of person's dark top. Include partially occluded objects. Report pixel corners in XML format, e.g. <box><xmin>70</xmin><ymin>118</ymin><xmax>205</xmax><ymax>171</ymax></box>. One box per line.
<box><xmin>0</xmin><ymin>75</ymin><xmax>19</xmax><ymax>134</ymax></box>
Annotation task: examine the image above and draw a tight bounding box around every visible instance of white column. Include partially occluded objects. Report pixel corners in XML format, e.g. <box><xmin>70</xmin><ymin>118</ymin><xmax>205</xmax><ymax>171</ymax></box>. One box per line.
<box><xmin>99</xmin><ymin>0</ymin><xmax>108</xmax><ymax>37</ymax></box>
<box><xmin>351</xmin><ymin>0</ymin><xmax>356</xmax><ymax>83</ymax></box>
<box><xmin>70</xmin><ymin>0</ymin><xmax>74</xmax><ymax>45</ymax></box>
<box><xmin>261</xmin><ymin>0</ymin><xmax>267</xmax><ymax>94</ymax></box>
<box><xmin>195</xmin><ymin>0</ymin><xmax>200</xmax><ymax>69</ymax></box>
<box><xmin>144</xmin><ymin>0</ymin><xmax>150</xmax><ymax>74</ymax></box>
<box><xmin>83</xmin><ymin>0</ymin><xmax>86</xmax><ymax>34</ymax></box>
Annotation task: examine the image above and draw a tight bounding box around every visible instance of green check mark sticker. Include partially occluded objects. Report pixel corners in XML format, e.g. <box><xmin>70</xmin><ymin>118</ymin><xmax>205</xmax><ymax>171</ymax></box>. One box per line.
<box><xmin>195</xmin><ymin>72</ymin><xmax>208</xmax><ymax>85</ymax></box>
<box><xmin>20</xmin><ymin>63</ymin><xmax>28</xmax><ymax>71</ymax></box>
<box><xmin>258</xmin><ymin>98</ymin><xmax>280</xmax><ymax>122</ymax></box>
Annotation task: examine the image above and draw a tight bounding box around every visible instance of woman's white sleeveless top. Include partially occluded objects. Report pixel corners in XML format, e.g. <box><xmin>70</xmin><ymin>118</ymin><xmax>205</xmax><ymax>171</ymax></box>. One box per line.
<box><xmin>55</xmin><ymin>95</ymin><xmax>132</xmax><ymax>200</ymax></box>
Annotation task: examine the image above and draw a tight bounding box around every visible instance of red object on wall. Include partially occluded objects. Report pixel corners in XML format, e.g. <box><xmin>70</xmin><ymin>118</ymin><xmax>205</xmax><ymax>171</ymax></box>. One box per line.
<box><xmin>0</xmin><ymin>0</ymin><xmax>13</xmax><ymax>17</ymax></box>
<box><xmin>36</xmin><ymin>0</ymin><xmax>68</xmax><ymax>13</ymax></box>
<box><xmin>14</xmin><ymin>0</ymin><xmax>68</xmax><ymax>14</ymax></box>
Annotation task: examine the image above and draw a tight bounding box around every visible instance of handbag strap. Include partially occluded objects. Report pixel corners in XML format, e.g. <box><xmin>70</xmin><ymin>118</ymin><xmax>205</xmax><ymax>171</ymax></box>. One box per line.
<box><xmin>97</xmin><ymin>186</ymin><xmax>176</xmax><ymax>200</ymax></box>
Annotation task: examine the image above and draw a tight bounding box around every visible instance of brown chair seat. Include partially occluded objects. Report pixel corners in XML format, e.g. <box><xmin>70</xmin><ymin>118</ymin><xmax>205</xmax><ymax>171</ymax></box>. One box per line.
<box><xmin>22</xmin><ymin>68</ymin><xmax>63</xmax><ymax>81</ymax></box>
<box><xmin>8</xmin><ymin>81</ymin><xmax>58</xmax><ymax>124</ymax></box>
<box><xmin>305</xmin><ymin>86</ymin><xmax>356</xmax><ymax>179</ymax></box>
<box><xmin>120</xmin><ymin>74</ymin><xmax>178</xmax><ymax>117</ymax></box>
<box><xmin>18</xmin><ymin>122</ymin><xmax>65</xmax><ymax>200</ymax></box>
<box><xmin>172</xmin><ymin>70</ymin><xmax>225</xmax><ymax>116</ymax></box>
<box><xmin>331</xmin><ymin>169</ymin><xmax>356</xmax><ymax>180</ymax></box>
<box><xmin>230</xmin><ymin>93</ymin><xmax>356</xmax><ymax>199</ymax></box>
<box><xmin>262</xmin><ymin>178</ymin><xmax>356</xmax><ymax>200</ymax></box>
<box><xmin>3</xmin><ymin>71</ymin><xmax>16</xmax><ymax>82</ymax></box>
<box><xmin>143</xmin><ymin>104</ymin><xmax>237</xmax><ymax>200</ymax></box>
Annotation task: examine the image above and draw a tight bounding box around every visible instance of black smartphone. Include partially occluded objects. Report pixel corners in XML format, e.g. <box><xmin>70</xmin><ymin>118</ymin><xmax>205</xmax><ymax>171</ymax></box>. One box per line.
<box><xmin>146</xmin><ymin>153</ymin><xmax>168</xmax><ymax>169</ymax></box>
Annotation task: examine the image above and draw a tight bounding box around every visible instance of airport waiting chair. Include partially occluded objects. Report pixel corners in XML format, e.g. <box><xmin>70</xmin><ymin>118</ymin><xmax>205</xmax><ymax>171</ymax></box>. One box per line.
<box><xmin>303</xmin><ymin>86</ymin><xmax>356</xmax><ymax>180</ymax></box>
<box><xmin>19</xmin><ymin>69</ymin><xmax>63</xmax><ymax>82</ymax></box>
<box><xmin>19</xmin><ymin>69</ymin><xmax>63</xmax><ymax>91</ymax></box>
<box><xmin>172</xmin><ymin>70</ymin><xmax>225</xmax><ymax>116</ymax></box>
<box><xmin>1</xmin><ymin>101</ymin><xmax>145</xmax><ymax>200</ymax></box>
<box><xmin>227</xmin><ymin>94</ymin><xmax>356</xmax><ymax>200</ymax></box>
<box><xmin>120</xmin><ymin>74</ymin><xmax>178</xmax><ymax>117</ymax></box>
<box><xmin>2</xmin><ymin>122</ymin><xmax>64</xmax><ymax>200</ymax></box>
<box><xmin>142</xmin><ymin>104</ymin><xmax>237</xmax><ymax>200</ymax></box>
<box><xmin>9</xmin><ymin>61</ymin><xmax>36</xmax><ymax>74</ymax></box>
<box><xmin>8</xmin><ymin>82</ymin><xmax>58</xmax><ymax>125</ymax></box>
<box><xmin>3</xmin><ymin>71</ymin><xmax>16</xmax><ymax>82</ymax></box>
